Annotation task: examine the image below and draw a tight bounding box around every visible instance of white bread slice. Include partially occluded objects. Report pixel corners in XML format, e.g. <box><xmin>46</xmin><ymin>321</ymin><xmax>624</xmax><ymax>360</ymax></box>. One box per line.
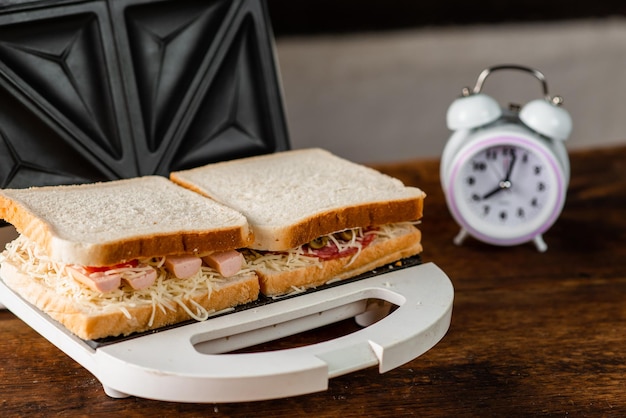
<box><xmin>170</xmin><ymin>148</ymin><xmax>426</xmax><ymax>251</ymax></box>
<box><xmin>250</xmin><ymin>224</ymin><xmax>422</xmax><ymax>296</ymax></box>
<box><xmin>0</xmin><ymin>258</ymin><xmax>259</xmax><ymax>340</ymax></box>
<box><xmin>0</xmin><ymin>176</ymin><xmax>253</xmax><ymax>266</ymax></box>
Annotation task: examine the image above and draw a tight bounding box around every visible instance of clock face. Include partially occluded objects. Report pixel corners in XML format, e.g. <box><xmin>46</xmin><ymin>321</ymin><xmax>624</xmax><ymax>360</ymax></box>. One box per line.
<box><xmin>461</xmin><ymin>145</ymin><xmax>547</xmax><ymax>225</ymax></box>
<box><xmin>447</xmin><ymin>136</ymin><xmax>566</xmax><ymax>245</ymax></box>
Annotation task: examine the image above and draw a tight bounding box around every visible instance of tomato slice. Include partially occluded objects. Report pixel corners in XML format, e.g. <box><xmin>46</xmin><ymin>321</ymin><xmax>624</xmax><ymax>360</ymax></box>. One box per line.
<box><xmin>83</xmin><ymin>259</ymin><xmax>139</xmax><ymax>274</ymax></box>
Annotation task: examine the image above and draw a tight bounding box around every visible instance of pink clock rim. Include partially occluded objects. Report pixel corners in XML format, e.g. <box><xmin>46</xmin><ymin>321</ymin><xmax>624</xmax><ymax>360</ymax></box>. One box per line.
<box><xmin>445</xmin><ymin>134</ymin><xmax>566</xmax><ymax>246</ymax></box>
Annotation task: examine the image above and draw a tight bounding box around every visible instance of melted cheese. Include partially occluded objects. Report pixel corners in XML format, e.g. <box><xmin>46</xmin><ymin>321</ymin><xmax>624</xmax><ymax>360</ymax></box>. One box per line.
<box><xmin>0</xmin><ymin>236</ymin><xmax>253</xmax><ymax>325</ymax></box>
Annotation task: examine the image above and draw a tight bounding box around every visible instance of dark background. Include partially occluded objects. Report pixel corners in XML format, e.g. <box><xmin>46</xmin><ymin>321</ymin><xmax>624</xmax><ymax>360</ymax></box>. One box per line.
<box><xmin>266</xmin><ymin>0</ymin><xmax>626</xmax><ymax>36</ymax></box>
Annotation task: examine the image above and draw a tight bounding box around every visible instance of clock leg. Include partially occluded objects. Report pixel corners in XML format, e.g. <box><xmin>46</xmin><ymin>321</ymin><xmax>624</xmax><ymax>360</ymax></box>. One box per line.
<box><xmin>533</xmin><ymin>235</ymin><xmax>547</xmax><ymax>252</ymax></box>
<box><xmin>453</xmin><ymin>228</ymin><xmax>469</xmax><ymax>246</ymax></box>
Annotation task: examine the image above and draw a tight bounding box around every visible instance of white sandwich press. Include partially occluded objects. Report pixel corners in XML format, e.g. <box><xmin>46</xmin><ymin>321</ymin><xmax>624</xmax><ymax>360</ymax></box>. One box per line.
<box><xmin>0</xmin><ymin>247</ymin><xmax>453</xmax><ymax>403</ymax></box>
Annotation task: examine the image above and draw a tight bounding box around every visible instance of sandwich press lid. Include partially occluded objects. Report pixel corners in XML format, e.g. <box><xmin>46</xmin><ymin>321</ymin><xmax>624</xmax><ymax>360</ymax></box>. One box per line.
<box><xmin>0</xmin><ymin>0</ymin><xmax>289</xmax><ymax>190</ymax></box>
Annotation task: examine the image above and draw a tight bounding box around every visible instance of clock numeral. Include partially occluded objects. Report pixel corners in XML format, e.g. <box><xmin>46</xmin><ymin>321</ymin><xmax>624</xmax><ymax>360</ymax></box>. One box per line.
<box><xmin>534</xmin><ymin>166</ymin><xmax>542</xmax><ymax>175</ymax></box>
<box><xmin>486</xmin><ymin>149</ymin><xmax>497</xmax><ymax>160</ymax></box>
<box><xmin>531</xmin><ymin>197</ymin><xmax>539</xmax><ymax>207</ymax></box>
<box><xmin>517</xmin><ymin>208</ymin><xmax>525</xmax><ymax>218</ymax></box>
<box><xmin>499</xmin><ymin>211</ymin><xmax>507</xmax><ymax>221</ymax></box>
<box><xmin>472</xmin><ymin>161</ymin><xmax>487</xmax><ymax>171</ymax></box>
<box><xmin>502</xmin><ymin>147</ymin><xmax>516</xmax><ymax>157</ymax></box>
<box><xmin>537</xmin><ymin>182</ymin><xmax>546</xmax><ymax>192</ymax></box>
<box><xmin>467</xmin><ymin>176</ymin><xmax>476</xmax><ymax>186</ymax></box>
<box><xmin>483</xmin><ymin>205</ymin><xmax>490</xmax><ymax>215</ymax></box>
<box><xmin>522</xmin><ymin>153</ymin><xmax>529</xmax><ymax>163</ymax></box>
<box><xmin>471</xmin><ymin>193</ymin><xmax>480</xmax><ymax>201</ymax></box>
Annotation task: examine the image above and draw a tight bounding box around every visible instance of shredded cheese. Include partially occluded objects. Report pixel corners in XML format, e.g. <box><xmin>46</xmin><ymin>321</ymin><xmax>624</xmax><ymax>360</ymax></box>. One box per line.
<box><xmin>1</xmin><ymin>236</ymin><xmax>253</xmax><ymax>323</ymax></box>
<box><xmin>270</xmin><ymin>284</ymin><xmax>308</xmax><ymax>300</ymax></box>
<box><xmin>244</xmin><ymin>222</ymin><xmax>417</xmax><ymax>272</ymax></box>
<box><xmin>244</xmin><ymin>246</ymin><xmax>324</xmax><ymax>270</ymax></box>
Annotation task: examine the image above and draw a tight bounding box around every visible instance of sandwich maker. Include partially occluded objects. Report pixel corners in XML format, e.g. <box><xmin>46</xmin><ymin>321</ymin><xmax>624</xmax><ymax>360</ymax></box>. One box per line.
<box><xmin>0</xmin><ymin>0</ymin><xmax>454</xmax><ymax>402</ymax></box>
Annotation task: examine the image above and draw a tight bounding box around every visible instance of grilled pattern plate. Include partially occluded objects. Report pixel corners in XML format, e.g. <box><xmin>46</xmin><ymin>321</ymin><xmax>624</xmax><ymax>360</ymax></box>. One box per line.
<box><xmin>0</xmin><ymin>0</ymin><xmax>288</xmax><ymax>189</ymax></box>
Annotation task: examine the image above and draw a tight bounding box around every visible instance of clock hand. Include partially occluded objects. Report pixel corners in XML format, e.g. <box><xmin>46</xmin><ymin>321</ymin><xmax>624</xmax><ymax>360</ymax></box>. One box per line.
<box><xmin>481</xmin><ymin>180</ymin><xmax>512</xmax><ymax>200</ymax></box>
<box><xmin>504</xmin><ymin>150</ymin><xmax>517</xmax><ymax>181</ymax></box>
<box><xmin>482</xmin><ymin>150</ymin><xmax>517</xmax><ymax>200</ymax></box>
<box><xmin>482</xmin><ymin>184</ymin><xmax>503</xmax><ymax>200</ymax></box>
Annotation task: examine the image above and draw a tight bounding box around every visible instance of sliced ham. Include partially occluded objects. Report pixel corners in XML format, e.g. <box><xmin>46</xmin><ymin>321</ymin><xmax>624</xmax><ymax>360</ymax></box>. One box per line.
<box><xmin>67</xmin><ymin>266</ymin><xmax>122</xmax><ymax>293</ymax></box>
<box><xmin>164</xmin><ymin>255</ymin><xmax>202</xmax><ymax>279</ymax></box>
<box><xmin>122</xmin><ymin>265</ymin><xmax>157</xmax><ymax>290</ymax></box>
<box><xmin>202</xmin><ymin>250</ymin><xmax>243</xmax><ymax>277</ymax></box>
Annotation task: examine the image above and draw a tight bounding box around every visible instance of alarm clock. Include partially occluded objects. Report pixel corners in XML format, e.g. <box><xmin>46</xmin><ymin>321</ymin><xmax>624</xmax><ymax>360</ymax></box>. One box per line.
<box><xmin>440</xmin><ymin>64</ymin><xmax>572</xmax><ymax>252</ymax></box>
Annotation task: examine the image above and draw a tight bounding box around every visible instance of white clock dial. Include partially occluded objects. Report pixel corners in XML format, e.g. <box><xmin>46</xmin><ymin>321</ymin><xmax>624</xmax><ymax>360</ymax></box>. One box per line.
<box><xmin>459</xmin><ymin>145</ymin><xmax>548</xmax><ymax>227</ymax></box>
<box><xmin>446</xmin><ymin>135</ymin><xmax>567</xmax><ymax>246</ymax></box>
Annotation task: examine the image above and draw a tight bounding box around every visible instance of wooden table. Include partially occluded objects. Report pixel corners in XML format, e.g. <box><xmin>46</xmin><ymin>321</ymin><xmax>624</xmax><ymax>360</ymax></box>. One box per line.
<box><xmin>2</xmin><ymin>145</ymin><xmax>625</xmax><ymax>416</ymax></box>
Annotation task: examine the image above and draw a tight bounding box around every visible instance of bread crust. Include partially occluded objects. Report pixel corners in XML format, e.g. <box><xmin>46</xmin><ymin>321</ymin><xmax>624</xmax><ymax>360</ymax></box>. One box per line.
<box><xmin>253</xmin><ymin>226</ymin><xmax>423</xmax><ymax>296</ymax></box>
<box><xmin>172</xmin><ymin>176</ymin><xmax>424</xmax><ymax>252</ymax></box>
<box><xmin>170</xmin><ymin>149</ymin><xmax>426</xmax><ymax>252</ymax></box>
<box><xmin>45</xmin><ymin>226</ymin><xmax>252</xmax><ymax>267</ymax></box>
<box><xmin>0</xmin><ymin>177</ymin><xmax>253</xmax><ymax>266</ymax></box>
<box><xmin>0</xmin><ymin>261</ymin><xmax>259</xmax><ymax>340</ymax></box>
<box><xmin>270</xmin><ymin>197</ymin><xmax>424</xmax><ymax>252</ymax></box>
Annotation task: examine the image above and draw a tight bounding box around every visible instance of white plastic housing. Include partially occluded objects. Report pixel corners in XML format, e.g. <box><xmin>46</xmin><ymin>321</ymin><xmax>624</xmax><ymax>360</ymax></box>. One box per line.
<box><xmin>446</xmin><ymin>93</ymin><xmax>502</xmax><ymax>130</ymax></box>
<box><xmin>519</xmin><ymin>99</ymin><xmax>572</xmax><ymax>141</ymax></box>
<box><xmin>0</xmin><ymin>262</ymin><xmax>453</xmax><ymax>403</ymax></box>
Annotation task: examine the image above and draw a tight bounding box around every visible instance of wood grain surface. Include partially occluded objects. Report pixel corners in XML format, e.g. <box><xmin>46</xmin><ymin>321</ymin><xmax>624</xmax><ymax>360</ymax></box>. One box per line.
<box><xmin>1</xmin><ymin>145</ymin><xmax>625</xmax><ymax>417</ymax></box>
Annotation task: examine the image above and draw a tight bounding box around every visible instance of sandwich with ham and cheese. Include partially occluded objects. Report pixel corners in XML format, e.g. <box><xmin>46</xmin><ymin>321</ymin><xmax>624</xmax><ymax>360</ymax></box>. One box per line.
<box><xmin>170</xmin><ymin>148</ymin><xmax>426</xmax><ymax>297</ymax></box>
<box><xmin>0</xmin><ymin>176</ymin><xmax>259</xmax><ymax>340</ymax></box>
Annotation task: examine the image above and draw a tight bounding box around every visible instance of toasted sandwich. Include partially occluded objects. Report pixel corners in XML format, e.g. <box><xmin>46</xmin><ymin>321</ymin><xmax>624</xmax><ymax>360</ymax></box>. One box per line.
<box><xmin>0</xmin><ymin>176</ymin><xmax>259</xmax><ymax>339</ymax></box>
<box><xmin>170</xmin><ymin>148</ymin><xmax>426</xmax><ymax>296</ymax></box>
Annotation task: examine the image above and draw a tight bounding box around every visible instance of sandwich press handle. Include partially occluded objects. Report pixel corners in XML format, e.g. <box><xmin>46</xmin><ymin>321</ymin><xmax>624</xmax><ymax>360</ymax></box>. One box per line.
<box><xmin>94</xmin><ymin>263</ymin><xmax>454</xmax><ymax>403</ymax></box>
